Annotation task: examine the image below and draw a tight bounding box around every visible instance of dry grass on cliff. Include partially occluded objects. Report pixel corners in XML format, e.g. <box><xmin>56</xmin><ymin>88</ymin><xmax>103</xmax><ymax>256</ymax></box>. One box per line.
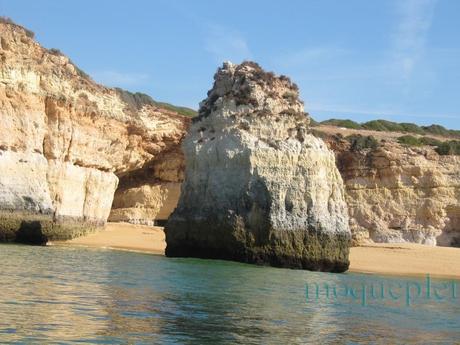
<box><xmin>315</xmin><ymin>124</ymin><xmax>450</xmax><ymax>143</ymax></box>
<box><xmin>0</xmin><ymin>16</ymin><xmax>35</xmax><ymax>38</ymax></box>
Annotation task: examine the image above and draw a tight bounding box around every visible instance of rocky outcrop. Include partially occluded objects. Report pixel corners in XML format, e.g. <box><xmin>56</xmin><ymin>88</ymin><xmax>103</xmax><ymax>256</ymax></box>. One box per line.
<box><xmin>330</xmin><ymin>139</ymin><xmax>460</xmax><ymax>247</ymax></box>
<box><xmin>165</xmin><ymin>62</ymin><xmax>351</xmax><ymax>272</ymax></box>
<box><xmin>0</xmin><ymin>21</ymin><xmax>189</xmax><ymax>242</ymax></box>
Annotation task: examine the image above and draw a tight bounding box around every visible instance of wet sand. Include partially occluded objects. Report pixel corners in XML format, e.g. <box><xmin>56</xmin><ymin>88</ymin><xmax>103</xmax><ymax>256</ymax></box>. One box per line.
<box><xmin>53</xmin><ymin>222</ymin><xmax>460</xmax><ymax>279</ymax></box>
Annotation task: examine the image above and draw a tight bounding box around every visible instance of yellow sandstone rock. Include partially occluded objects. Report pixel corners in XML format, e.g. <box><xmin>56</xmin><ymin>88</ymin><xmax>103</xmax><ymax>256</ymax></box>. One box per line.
<box><xmin>0</xmin><ymin>21</ymin><xmax>189</xmax><ymax>242</ymax></box>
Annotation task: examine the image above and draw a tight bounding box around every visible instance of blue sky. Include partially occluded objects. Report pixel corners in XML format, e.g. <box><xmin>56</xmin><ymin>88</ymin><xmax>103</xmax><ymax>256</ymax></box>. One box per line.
<box><xmin>1</xmin><ymin>0</ymin><xmax>459</xmax><ymax>129</ymax></box>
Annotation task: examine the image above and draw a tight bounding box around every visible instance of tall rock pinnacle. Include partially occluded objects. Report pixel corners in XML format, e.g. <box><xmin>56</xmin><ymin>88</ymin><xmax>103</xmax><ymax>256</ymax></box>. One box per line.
<box><xmin>165</xmin><ymin>61</ymin><xmax>351</xmax><ymax>272</ymax></box>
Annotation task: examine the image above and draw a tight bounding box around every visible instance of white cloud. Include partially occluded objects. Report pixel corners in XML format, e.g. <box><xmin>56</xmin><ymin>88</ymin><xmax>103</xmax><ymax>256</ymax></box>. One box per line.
<box><xmin>90</xmin><ymin>70</ymin><xmax>150</xmax><ymax>87</ymax></box>
<box><xmin>391</xmin><ymin>0</ymin><xmax>438</xmax><ymax>79</ymax></box>
<box><xmin>279</xmin><ymin>1</ymin><xmax>442</xmax><ymax>122</ymax></box>
<box><xmin>274</xmin><ymin>1</ymin><xmax>438</xmax><ymax>83</ymax></box>
<box><xmin>205</xmin><ymin>25</ymin><xmax>252</xmax><ymax>64</ymax></box>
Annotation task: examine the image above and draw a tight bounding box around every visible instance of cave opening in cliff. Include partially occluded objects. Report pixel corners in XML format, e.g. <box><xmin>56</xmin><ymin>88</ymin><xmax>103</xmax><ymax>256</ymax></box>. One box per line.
<box><xmin>108</xmin><ymin>150</ymin><xmax>184</xmax><ymax>227</ymax></box>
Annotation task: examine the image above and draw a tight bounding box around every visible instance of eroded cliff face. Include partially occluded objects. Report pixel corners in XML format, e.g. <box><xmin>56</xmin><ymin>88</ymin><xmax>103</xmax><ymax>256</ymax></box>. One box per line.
<box><xmin>0</xmin><ymin>22</ymin><xmax>188</xmax><ymax>242</ymax></box>
<box><xmin>108</xmin><ymin>148</ymin><xmax>185</xmax><ymax>225</ymax></box>
<box><xmin>330</xmin><ymin>139</ymin><xmax>460</xmax><ymax>247</ymax></box>
<box><xmin>165</xmin><ymin>62</ymin><xmax>351</xmax><ymax>271</ymax></box>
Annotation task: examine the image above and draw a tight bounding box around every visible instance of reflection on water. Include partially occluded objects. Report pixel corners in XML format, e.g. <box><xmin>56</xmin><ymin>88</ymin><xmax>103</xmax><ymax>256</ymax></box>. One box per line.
<box><xmin>0</xmin><ymin>244</ymin><xmax>458</xmax><ymax>344</ymax></box>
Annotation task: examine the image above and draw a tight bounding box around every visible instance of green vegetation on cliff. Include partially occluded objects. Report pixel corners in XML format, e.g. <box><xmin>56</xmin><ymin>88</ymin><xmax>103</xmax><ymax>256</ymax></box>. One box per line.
<box><xmin>115</xmin><ymin>88</ymin><xmax>197</xmax><ymax>117</ymax></box>
<box><xmin>396</xmin><ymin>135</ymin><xmax>460</xmax><ymax>155</ymax></box>
<box><xmin>362</xmin><ymin>120</ymin><xmax>426</xmax><ymax>134</ymax></box>
<box><xmin>309</xmin><ymin>117</ymin><xmax>319</xmax><ymax>127</ymax></box>
<box><xmin>154</xmin><ymin>102</ymin><xmax>197</xmax><ymax>117</ymax></box>
<box><xmin>397</xmin><ymin>135</ymin><xmax>426</xmax><ymax>147</ymax></box>
<box><xmin>397</xmin><ymin>135</ymin><xmax>442</xmax><ymax>147</ymax></box>
<box><xmin>345</xmin><ymin>134</ymin><xmax>379</xmax><ymax>151</ymax></box>
<box><xmin>423</xmin><ymin>125</ymin><xmax>460</xmax><ymax>138</ymax></box>
<box><xmin>435</xmin><ymin>141</ymin><xmax>460</xmax><ymax>155</ymax></box>
<box><xmin>321</xmin><ymin>118</ymin><xmax>362</xmax><ymax>129</ymax></box>
<box><xmin>318</xmin><ymin>118</ymin><xmax>460</xmax><ymax>139</ymax></box>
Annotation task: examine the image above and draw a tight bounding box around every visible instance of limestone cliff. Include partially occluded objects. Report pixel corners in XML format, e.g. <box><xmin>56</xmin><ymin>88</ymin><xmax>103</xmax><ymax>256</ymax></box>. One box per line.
<box><xmin>165</xmin><ymin>62</ymin><xmax>351</xmax><ymax>272</ymax></box>
<box><xmin>328</xmin><ymin>138</ymin><xmax>460</xmax><ymax>247</ymax></box>
<box><xmin>0</xmin><ymin>21</ymin><xmax>189</xmax><ymax>242</ymax></box>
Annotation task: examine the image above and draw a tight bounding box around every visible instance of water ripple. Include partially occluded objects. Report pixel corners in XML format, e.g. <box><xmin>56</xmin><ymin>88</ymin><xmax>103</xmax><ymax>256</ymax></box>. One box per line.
<box><xmin>0</xmin><ymin>244</ymin><xmax>458</xmax><ymax>344</ymax></box>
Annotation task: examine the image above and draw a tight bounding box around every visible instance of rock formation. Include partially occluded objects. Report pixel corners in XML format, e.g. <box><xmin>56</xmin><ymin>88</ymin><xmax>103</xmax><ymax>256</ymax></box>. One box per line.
<box><xmin>4</xmin><ymin>20</ymin><xmax>456</xmax><ymax>250</ymax></box>
<box><xmin>165</xmin><ymin>62</ymin><xmax>351</xmax><ymax>272</ymax></box>
<box><xmin>328</xmin><ymin>139</ymin><xmax>460</xmax><ymax>246</ymax></box>
<box><xmin>0</xmin><ymin>21</ymin><xmax>189</xmax><ymax>242</ymax></box>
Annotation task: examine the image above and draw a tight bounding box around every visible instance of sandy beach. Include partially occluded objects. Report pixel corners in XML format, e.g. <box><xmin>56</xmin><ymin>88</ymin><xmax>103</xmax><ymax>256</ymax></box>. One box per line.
<box><xmin>349</xmin><ymin>243</ymin><xmax>460</xmax><ymax>279</ymax></box>
<box><xmin>52</xmin><ymin>222</ymin><xmax>166</xmax><ymax>254</ymax></box>
<box><xmin>53</xmin><ymin>222</ymin><xmax>460</xmax><ymax>279</ymax></box>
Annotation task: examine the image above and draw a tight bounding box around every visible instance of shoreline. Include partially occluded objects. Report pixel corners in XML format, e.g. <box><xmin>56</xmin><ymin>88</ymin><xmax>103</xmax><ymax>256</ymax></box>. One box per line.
<box><xmin>52</xmin><ymin>222</ymin><xmax>460</xmax><ymax>279</ymax></box>
<box><xmin>51</xmin><ymin>222</ymin><xmax>166</xmax><ymax>255</ymax></box>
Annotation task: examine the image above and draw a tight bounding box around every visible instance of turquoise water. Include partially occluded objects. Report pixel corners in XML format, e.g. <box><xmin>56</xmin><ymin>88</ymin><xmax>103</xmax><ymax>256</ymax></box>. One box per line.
<box><xmin>0</xmin><ymin>245</ymin><xmax>458</xmax><ymax>344</ymax></box>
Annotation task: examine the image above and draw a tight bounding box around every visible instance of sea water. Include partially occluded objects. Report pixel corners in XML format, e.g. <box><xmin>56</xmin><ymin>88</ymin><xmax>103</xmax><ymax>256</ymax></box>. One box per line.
<box><xmin>0</xmin><ymin>244</ymin><xmax>458</xmax><ymax>344</ymax></box>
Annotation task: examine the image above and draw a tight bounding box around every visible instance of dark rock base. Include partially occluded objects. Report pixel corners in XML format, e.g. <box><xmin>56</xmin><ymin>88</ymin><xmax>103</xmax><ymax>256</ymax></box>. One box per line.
<box><xmin>0</xmin><ymin>210</ymin><xmax>104</xmax><ymax>244</ymax></box>
<box><xmin>165</xmin><ymin>217</ymin><xmax>350</xmax><ymax>273</ymax></box>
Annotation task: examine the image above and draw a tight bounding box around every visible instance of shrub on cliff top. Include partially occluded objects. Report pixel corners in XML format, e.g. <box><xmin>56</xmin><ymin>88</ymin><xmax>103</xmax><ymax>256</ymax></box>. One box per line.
<box><xmin>321</xmin><ymin>119</ymin><xmax>362</xmax><ymax>129</ymax></box>
<box><xmin>0</xmin><ymin>16</ymin><xmax>15</xmax><ymax>25</ymax></box>
<box><xmin>48</xmin><ymin>48</ymin><xmax>63</xmax><ymax>56</ymax></box>
<box><xmin>155</xmin><ymin>102</ymin><xmax>197</xmax><ymax>117</ymax></box>
<box><xmin>346</xmin><ymin>134</ymin><xmax>379</xmax><ymax>151</ymax></box>
<box><xmin>362</xmin><ymin>120</ymin><xmax>407</xmax><ymax>132</ymax></box>
<box><xmin>313</xmin><ymin>116</ymin><xmax>459</xmax><ymax>139</ymax></box>
<box><xmin>397</xmin><ymin>135</ymin><xmax>443</xmax><ymax>147</ymax></box>
<box><xmin>397</xmin><ymin>135</ymin><xmax>446</xmax><ymax>148</ymax></box>
<box><xmin>72</xmin><ymin>64</ymin><xmax>90</xmax><ymax>80</ymax></box>
<box><xmin>397</xmin><ymin>135</ymin><xmax>460</xmax><ymax>155</ymax></box>
<box><xmin>46</xmin><ymin>47</ymin><xmax>90</xmax><ymax>80</ymax></box>
<box><xmin>399</xmin><ymin>122</ymin><xmax>426</xmax><ymax>135</ymax></box>
<box><xmin>435</xmin><ymin>141</ymin><xmax>460</xmax><ymax>155</ymax></box>
<box><xmin>422</xmin><ymin>124</ymin><xmax>460</xmax><ymax>139</ymax></box>
<box><xmin>241</xmin><ymin>61</ymin><xmax>275</xmax><ymax>84</ymax></box>
<box><xmin>420</xmin><ymin>137</ymin><xmax>443</xmax><ymax>147</ymax></box>
<box><xmin>360</xmin><ymin>119</ymin><xmax>458</xmax><ymax>137</ymax></box>
<box><xmin>397</xmin><ymin>135</ymin><xmax>424</xmax><ymax>147</ymax></box>
<box><xmin>309</xmin><ymin>117</ymin><xmax>319</xmax><ymax>127</ymax></box>
<box><xmin>360</xmin><ymin>120</ymin><xmax>425</xmax><ymax>134</ymax></box>
<box><xmin>115</xmin><ymin>88</ymin><xmax>197</xmax><ymax>117</ymax></box>
<box><xmin>239</xmin><ymin>61</ymin><xmax>299</xmax><ymax>92</ymax></box>
<box><xmin>116</xmin><ymin>88</ymin><xmax>156</xmax><ymax>110</ymax></box>
<box><xmin>0</xmin><ymin>16</ymin><xmax>35</xmax><ymax>39</ymax></box>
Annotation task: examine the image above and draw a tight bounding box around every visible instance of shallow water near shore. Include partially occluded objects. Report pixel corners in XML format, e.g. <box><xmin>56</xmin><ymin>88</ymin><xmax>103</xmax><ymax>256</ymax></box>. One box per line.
<box><xmin>0</xmin><ymin>244</ymin><xmax>458</xmax><ymax>344</ymax></box>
